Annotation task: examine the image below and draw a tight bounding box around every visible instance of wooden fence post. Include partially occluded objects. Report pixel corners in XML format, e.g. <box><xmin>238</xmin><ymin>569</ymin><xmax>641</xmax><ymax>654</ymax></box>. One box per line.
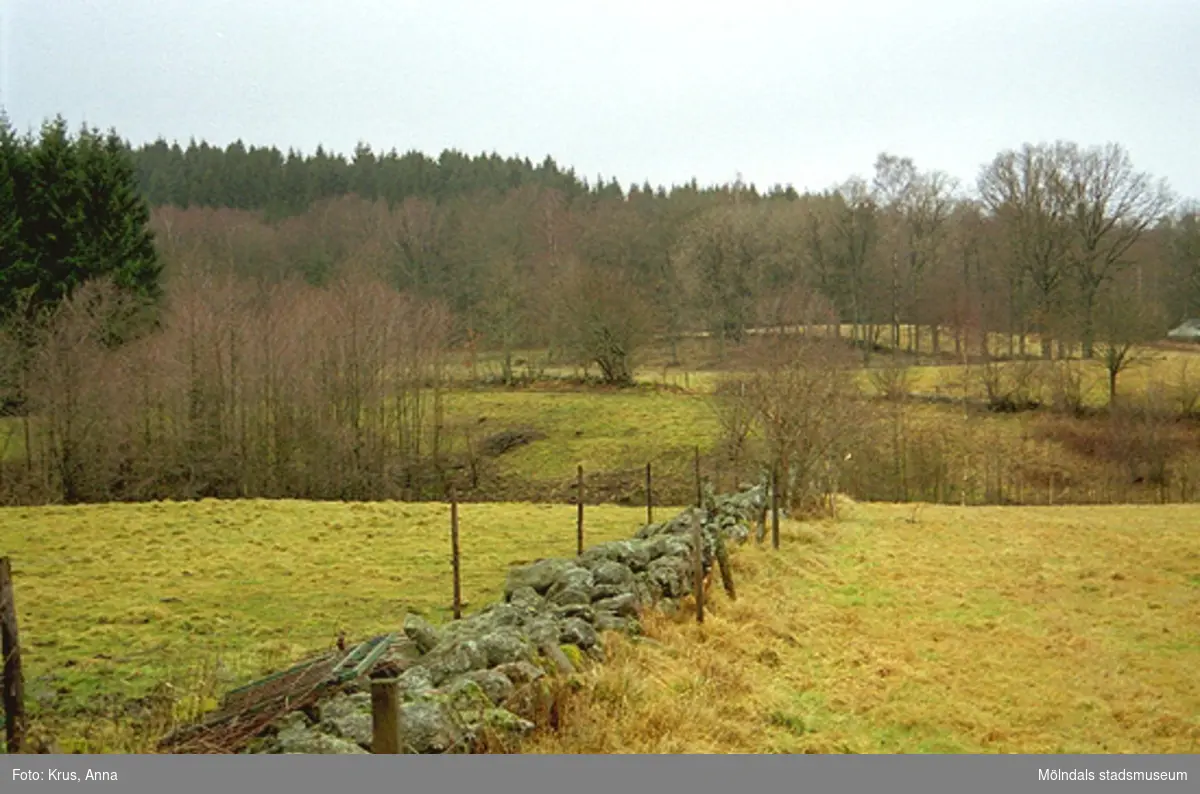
<box><xmin>1</xmin><ymin>557</ymin><xmax>25</xmax><ymax>754</ymax></box>
<box><xmin>577</xmin><ymin>464</ymin><xmax>584</xmax><ymax>556</ymax></box>
<box><xmin>371</xmin><ymin>679</ymin><xmax>400</xmax><ymax>754</ymax></box>
<box><xmin>714</xmin><ymin>532</ymin><xmax>736</xmax><ymax>601</ymax></box>
<box><xmin>771</xmin><ymin>465</ymin><xmax>780</xmax><ymax>550</ymax></box>
<box><xmin>694</xmin><ymin>446</ymin><xmax>702</xmax><ymax>508</ymax></box>
<box><xmin>450</xmin><ymin>496</ymin><xmax>461</xmax><ymax>620</ymax></box>
<box><xmin>691</xmin><ymin>518</ymin><xmax>705</xmax><ymax>624</ymax></box>
<box><xmin>645</xmin><ymin>462</ymin><xmax>653</xmax><ymax>525</ymax></box>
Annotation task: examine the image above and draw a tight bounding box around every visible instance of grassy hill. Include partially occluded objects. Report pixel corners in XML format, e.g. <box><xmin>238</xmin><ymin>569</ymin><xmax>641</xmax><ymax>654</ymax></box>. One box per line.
<box><xmin>0</xmin><ymin>498</ymin><xmax>656</xmax><ymax>751</ymax></box>
<box><xmin>527</xmin><ymin>501</ymin><xmax>1200</xmax><ymax>754</ymax></box>
<box><xmin>2</xmin><ymin>496</ymin><xmax>1197</xmax><ymax>753</ymax></box>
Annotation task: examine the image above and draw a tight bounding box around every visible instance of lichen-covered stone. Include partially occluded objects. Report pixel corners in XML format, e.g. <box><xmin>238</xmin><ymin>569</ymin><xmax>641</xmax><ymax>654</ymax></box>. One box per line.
<box><xmin>646</xmin><ymin>555</ymin><xmax>691</xmax><ymax>598</ymax></box>
<box><xmin>424</xmin><ymin>639</ymin><xmax>489</xmax><ymax>686</ymax></box>
<box><xmin>548</xmin><ymin>585</ymin><xmax>592</xmax><ymax>607</ymax></box>
<box><xmin>505</xmin><ymin>559</ymin><xmax>576</xmax><ymax>596</ymax></box>
<box><xmin>446</xmin><ymin>678</ymin><xmax>493</xmax><ymax>713</ymax></box>
<box><xmin>558</xmin><ymin>643</ymin><xmax>586</xmax><ymax>671</ymax></box>
<box><xmin>320</xmin><ymin>711</ymin><xmax>373</xmax><ymax>749</ymax></box>
<box><xmin>595</xmin><ymin>613</ymin><xmax>638</xmax><ymax>634</ymax></box>
<box><xmin>524</xmin><ymin>618</ymin><xmax>561</xmax><ymax>649</ymax></box>
<box><xmin>559</xmin><ymin>617</ymin><xmax>598</xmax><ymax>649</ymax></box>
<box><xmin>593</xmin><ymin>593</ymin><xmax>640</xmax><ymax>617</ymax></box>
<box><xmin>397</xmin><ymin>699</ymin><xmax>464</xmax><ymax>754</ymax></box>
<box><xmin>403</xmin><ymin>614</ymin><xmax>442</xmax><ymax>654</ymax></box>
<box><xmin>580</xmin><ymin>540</ymin><xmax>652</xmax><ymax>572</ymax></box>
<box><xmin>477</xmin><ymin>628</ymin><xmax>533</xmax><ymax>667</ymax></box>
<box><xmin>590</xmin><ymin>583</ymin><xmax>630</xmax><ymax>601</ymax></box>
<box><xmin>461</xmin><ymin>669</ymin><xmax>516</xmax><ymax>705</ymax></box>
<box><xmin>494</xmin><ymin>660</ymin><xmax>544</xmax><ymax>686</ymax></box>
<box><xmin>395</xmin><ymin>665</ymin><xmax>435</xmax><ymax>698</ymax></box>
<box><xmin>508</xmin><ymin>586</ymin><xmax>544</xmax><ymax>612</ymax></box>
<box><xmin>591</xmin><ymin>561</ymin><xmax>634</xmax><ymax>586</ymax></box>
<box><xmin>545</xmin><ymin>566</ymin><xmax>594</xmax><ymax>597</ymax></box>
<box><xmin>553</xmin><ymin>603</ymin><xmax>595</xmax><ymax>623</ymax></box>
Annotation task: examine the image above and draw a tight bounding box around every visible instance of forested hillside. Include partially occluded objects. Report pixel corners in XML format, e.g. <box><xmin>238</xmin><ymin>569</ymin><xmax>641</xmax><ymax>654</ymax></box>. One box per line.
<box><xmin>4</xmin><ymin>114</ymin><xmax>1200</xmax><ymax>506</ymax></box>
<box><xmin>125</xmin><ymin>132</ymin><xmax>1200</xmax><ymax>362</ymax></box>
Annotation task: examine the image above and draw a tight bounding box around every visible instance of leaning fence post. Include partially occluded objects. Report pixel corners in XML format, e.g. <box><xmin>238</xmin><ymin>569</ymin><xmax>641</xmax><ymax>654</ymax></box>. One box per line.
<box><xmin>694</xmin><ymin>446</ymin><xmax>702</xmax><ymax>508</ymax></box>
<box><xmin>771</xmin><ymin>465</ymin><xmax>781</xmax><ymax>550</ymax></box>
<box><xmin>577</xmin><ymin>464</ymin><xmax>585</xmax><ymax>556</ymax></box>
<box><xmin>714</xmin><ymin>531</ymin><xmax>736</xmax><ymax>601</ymax></box>
<box><xmin>691</xmin><ymin>518</ymin><xmax>705</xmax><ymax>624</ymax></box>
<box><xmin>1</xmin><ymin>557</ymin><xmax>25</xmax><ymax>754</ymax></box>
<box><xmin>371</xmin><ymin>678</ymin><xmax>400</xmax><ymax>754</ymax></box>
<box><xmin>450</xmin><ymin>494</ymin><xmax>462</xmax><ymax>620</ymax></box>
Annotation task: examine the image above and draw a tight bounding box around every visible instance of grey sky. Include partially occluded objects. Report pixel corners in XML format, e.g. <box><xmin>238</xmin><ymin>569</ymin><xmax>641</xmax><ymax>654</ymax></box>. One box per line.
<box><xmin>3</xmin><ymin>0</ymin><xmax>1199</xmax><ymax>197</ymax></box>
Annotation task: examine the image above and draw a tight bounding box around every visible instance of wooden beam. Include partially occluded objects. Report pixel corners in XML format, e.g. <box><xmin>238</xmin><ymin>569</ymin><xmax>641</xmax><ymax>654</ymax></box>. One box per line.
<box><xmin>1</xmin><ymin>557</ymin><xmax>26</xmax><ymax>754</ymax></box>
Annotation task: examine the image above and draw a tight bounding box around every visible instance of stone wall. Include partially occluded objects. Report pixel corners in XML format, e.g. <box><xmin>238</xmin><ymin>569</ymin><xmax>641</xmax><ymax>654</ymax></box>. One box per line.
<box><xmin>246</xmin><ymin>485</ymin><xmax>768</xmax><ymax>754</ymax></box>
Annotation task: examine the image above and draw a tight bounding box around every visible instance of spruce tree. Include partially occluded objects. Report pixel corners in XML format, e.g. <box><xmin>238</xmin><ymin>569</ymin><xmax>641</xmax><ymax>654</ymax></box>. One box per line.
<box><xmin>2</xmin><ymin>117</ymin><xmax>161</xmax><ymax>337</ymax></box>
<box><xmin>0</xmin><ymin>113</ymin><xmax>30</xmax><ymax>318</ymax></box>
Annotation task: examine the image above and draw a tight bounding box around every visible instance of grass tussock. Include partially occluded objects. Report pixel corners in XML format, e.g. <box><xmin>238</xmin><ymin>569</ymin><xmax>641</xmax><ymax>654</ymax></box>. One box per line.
<box><xmin>526</xmin><ymin>504</ymin><xmax>1200</xmax><ymax>754</ymax></box>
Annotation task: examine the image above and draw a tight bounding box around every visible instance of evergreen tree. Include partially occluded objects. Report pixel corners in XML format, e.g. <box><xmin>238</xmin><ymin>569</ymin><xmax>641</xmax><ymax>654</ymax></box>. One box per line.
<box><xmin>2</xmin><ymin>117</ymin><xmax>161</xmax><ymax>332</ymax></box>
<box><xmin>0</xmin><ymin>113</ymin><xmax>30</xmax><ymax>318</ymax></box>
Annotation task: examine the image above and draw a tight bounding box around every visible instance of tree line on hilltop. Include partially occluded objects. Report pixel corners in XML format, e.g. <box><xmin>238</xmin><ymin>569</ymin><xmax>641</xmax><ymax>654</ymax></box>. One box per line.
<box><xmin>3</xmin><ymin>112</ymin><xmax>1200</xmax><ymax>505</ymax></box>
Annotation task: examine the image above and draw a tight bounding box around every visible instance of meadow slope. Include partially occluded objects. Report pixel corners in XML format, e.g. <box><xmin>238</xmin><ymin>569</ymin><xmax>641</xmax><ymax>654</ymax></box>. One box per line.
<box><xmin>527</xmin><ymin>502</ymin><xmax>1200</xmax><ymax>754</ymax></box>
<box><xmin>0</xmin><ymin>499</ymin><xmax>654</xmax><ymax>750</ymax></box>
<box><xmin>1</xmin><ymin>497</ymin><xmax>1197</xmax><ymax>753</ymax></box>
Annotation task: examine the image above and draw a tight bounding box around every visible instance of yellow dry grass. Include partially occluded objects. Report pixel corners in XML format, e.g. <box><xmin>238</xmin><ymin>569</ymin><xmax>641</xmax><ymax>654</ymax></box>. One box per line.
<box><xmin>527</xmin><ymin>502</ymin><xmax>1200</xmax><ymax>754</ymax></box>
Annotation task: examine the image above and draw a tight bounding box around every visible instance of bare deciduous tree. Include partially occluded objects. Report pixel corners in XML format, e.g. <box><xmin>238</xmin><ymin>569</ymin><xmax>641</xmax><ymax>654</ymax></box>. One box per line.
<box><xmin>1060</xmin><ymin>142</ymin><xmax>1174</xmax><ymax>357</ymax></box>
<box><xmin>722</xmin><ymin>335</ymin><xmax>862</xmax><ymax>515</ymax></box>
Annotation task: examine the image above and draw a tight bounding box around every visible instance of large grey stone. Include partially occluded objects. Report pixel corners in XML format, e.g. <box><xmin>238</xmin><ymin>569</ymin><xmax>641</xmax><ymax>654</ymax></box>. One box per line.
<box><xmin>548</xmin><ymin>586</ymin><xmax>592</xmax><ymax>607</ymax></box>
<box><xmin>646</xmin><ymin>555</ymin><xmax>690</xmax><ymax>598</ymax></box>
<box><xmin>648</xmin><ymin>534</ymin><xmax>692</xmax><ymax>561</ymax></box>
<box><xmin>477</xmin><ymin>603</ymin><xmax>525</xmax><ymax>628</ymax></box>
<box><xmin>395</xmin><ymin>666</ymin><xmax>435</xmax><ymax>698</ymax></box>
<box><xmin>461</xmin><ymin>669</ymin><xmax>515</xmax><ymax>705</ymax></box>
<box><xmin>580</xmin><ymin>540</ymin><xmax>652</xmax><ymax>572</ymax></box>
<box><xmin>320</xmin><ymin>711</ymin><xmax>373</xmax><ymax>749</ymax></box>
<box><xmin>446</xmin><ymin>678</ymin><xmax>494</xmax><ymax>713</ymax></box>
<box><xmin>424</xmin><ymin>639</ymin><xmax>489</xmax><ymax>686</ymax></box>
<box><xmin>553</xmin><ymin>603</ymin><xmax>595</xmax><ymax>623</ymax></box>
<box><xmin>594</xmin><ymin>613</ymin><xmax>639</xmax><ymax>634</ymax></box>
<box><xmin>505</xmin><ymin>559</ymin><xmax>576</xmax><ymax>596</ymax></box>
<box><xmin>546</xmin><ymin>566</ymin><xmax>594</xmax><ymax>597</ymax></box>
<box><xmin>478</xmin><ymin>628</ymin><xmax>533</xmax><ymax>667</ymax></box>
<box><xmin>494</xmin><ymin>660</ymin><xmax>544</xmax><ymax>685</ymax></box>
<box><xmin>397</xmin><ymin>699</ymin><xmax>464</xmax><ymax>754</ymax></box>
<box><xmin>472</xmin><ymin>708</ymin><xmax>535</xmax><ymax>741</ymax></box>
<box><xmin>524</xmin><ymin>618</ymin><xmax>562</xmax><ymax>649</ymax></box>
<box><xmin>275</xmin><ymin>713</ymin><xmax>368</xmax><ymax>755</ymax></box>
<box><xmin>592</xmin><ymin>561</ymin><xmax>634</xmax><ymax>586</ymax></box>
<box><xmin>403</xmin><ymin>614</ymin><xmax>442</xmax><ymax>654</ymax></box>
<box><xmin>559</xmin><ymin>617</ymin><xmax>598</xmax><ymax>649</ymax></box>
<box><xmin>593</xmin><ymin>593</ymin><xmax>639</xmax><ymax>617</ymax></box>
<box><xmin>508</xmin><ymin>586</ymin><xmax>544</xmax><ymax>613</ymax></box>
<box><xmin>590</xmin><ymin>583</ymin><xmax>631</xmax><ymax>601</ymax></box>
<box><xmin>317</xmin><ymin>692</ymin><xmax>370</xmax><ymax>723</ymax></box>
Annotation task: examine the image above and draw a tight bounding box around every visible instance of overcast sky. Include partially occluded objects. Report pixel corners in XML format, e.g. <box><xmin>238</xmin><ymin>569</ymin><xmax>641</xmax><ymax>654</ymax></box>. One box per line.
<box><xmin>2</xmin><ymin>0</ymin><xmax>1198</xmax><ymax>197</ymax></box>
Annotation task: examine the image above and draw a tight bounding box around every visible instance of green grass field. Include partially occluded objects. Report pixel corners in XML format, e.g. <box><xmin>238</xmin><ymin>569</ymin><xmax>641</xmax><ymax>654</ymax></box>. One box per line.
<box><xmin>4</xmin><ymin>495</ymin><xmax>1197</xmax><ymax>754</ymax></box>
<box><xmin>0</xmin><ymin>498</ymin><xmax>660</xmax><ymax>750</ymax></box>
